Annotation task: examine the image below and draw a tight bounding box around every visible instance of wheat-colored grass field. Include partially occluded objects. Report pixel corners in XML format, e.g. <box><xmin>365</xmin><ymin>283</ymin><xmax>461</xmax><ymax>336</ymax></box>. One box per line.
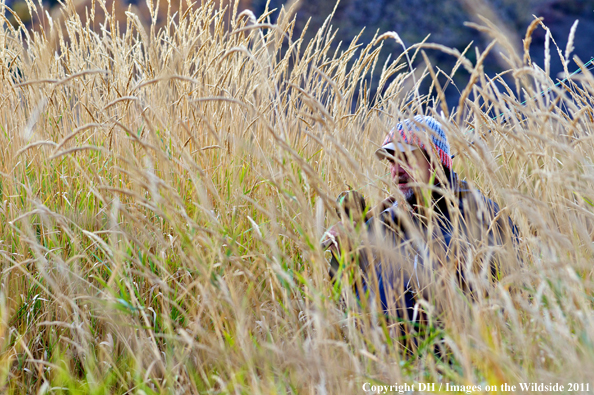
<box><xmin>1</xmin><ymin>0</ymin><xmax>594</xmax><ymax>393</ymax></box>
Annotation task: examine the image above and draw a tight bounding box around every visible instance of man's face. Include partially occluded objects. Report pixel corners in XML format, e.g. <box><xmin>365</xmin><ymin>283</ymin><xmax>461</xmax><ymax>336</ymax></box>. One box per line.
<box><xmin>387</xmin><ymin>148</ymin><xmax>433</xmax><ymax>199</ymax></box>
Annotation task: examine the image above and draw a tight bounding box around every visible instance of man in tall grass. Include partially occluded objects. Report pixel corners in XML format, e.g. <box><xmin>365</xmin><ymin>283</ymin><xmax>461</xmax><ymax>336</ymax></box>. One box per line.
<box><xmin>325</xmin><ymin>115</ymin><xmax>518</xmax><ymax>326</ymax></box>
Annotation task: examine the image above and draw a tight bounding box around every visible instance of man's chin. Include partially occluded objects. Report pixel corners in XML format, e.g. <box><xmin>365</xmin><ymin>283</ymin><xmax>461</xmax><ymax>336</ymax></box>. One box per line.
<box><xmin>398</xmin><ymin>185</ymin><xmax>414</xmax><ymax>201</ymax></box>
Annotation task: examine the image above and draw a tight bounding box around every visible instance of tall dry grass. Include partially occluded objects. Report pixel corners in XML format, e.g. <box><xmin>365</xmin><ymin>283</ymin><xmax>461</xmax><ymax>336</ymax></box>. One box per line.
<box><xmin>1</xmin><ymin>0</ymin><xmax>594</xmax><ymax>393</ymax></box>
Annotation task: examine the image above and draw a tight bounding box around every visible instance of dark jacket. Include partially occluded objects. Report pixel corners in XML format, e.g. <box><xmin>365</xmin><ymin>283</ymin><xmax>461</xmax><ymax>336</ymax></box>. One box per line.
<box><xmin>331</xmin><ymin>173</ymin><xmax>519</xmax><ymax>322</ymax></box>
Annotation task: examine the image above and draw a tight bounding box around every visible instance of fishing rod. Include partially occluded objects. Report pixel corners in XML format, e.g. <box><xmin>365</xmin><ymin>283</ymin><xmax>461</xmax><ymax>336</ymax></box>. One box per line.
<box><xmin>493</xmin><ymin>57</ymin><xmax>594</xmax><ymax>121</ymax></box>
<box><xmin>450</xmin><ymin>57</ymin><xmax>594</xmax><ymax>158</ymax></box>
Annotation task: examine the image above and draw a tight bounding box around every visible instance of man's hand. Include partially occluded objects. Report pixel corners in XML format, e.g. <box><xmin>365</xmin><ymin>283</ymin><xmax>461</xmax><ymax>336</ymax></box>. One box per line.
<box><xmin>321</xmin><ymin>222</ymin><xmax>345</xmax><ymax>255</ymax></box>
<box><xmin>378</xmin><ymin>196</ymin><xmax>397</xmax><ymax>212</ymax></box>
<box><xmin>365</xmin><ymin>196</ymin><xmax>397</xmax><ymax>221</ymax></box>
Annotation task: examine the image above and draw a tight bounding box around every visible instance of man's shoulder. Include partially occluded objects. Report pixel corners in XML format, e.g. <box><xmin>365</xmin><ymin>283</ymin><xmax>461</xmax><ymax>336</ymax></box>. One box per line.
<box><xmin>453</xmin><ymin>178</ymin><xmax>501</xmax><ymax>217</ymax></box>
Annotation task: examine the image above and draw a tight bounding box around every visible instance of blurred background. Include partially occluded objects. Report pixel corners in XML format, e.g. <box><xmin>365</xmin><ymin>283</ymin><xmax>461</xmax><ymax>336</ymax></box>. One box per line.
<box><xmin>6</xmin><ymin>0</ymin><xmax>594</xmax><ymax>106</ymax></box>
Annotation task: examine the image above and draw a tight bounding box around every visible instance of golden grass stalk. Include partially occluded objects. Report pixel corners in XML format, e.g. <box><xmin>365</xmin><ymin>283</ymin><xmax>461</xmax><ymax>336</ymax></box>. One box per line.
<box><xmin>0</xmin><ymin>0</ymin><xmax>593</xmax><ymax>393</ymax></box>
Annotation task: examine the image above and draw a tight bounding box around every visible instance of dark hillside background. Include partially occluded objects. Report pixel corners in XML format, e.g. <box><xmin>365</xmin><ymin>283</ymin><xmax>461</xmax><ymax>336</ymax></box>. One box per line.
<box><xmin>248</xmin><ymin>0</ymin><xmax>594</xmax><ymax>107</ymax></box>
<box><xmin>7</xmin><ymin>0</ymin><xmax>594</xmax><ymax>106</ymax></box>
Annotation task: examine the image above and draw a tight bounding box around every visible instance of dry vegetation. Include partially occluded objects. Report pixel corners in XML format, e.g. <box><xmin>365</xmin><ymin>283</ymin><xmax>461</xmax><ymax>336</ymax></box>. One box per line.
<box><xmin>1</xmin><ymin>0</ymin><xmax>594</xmax><ymax>393</ymax></box>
